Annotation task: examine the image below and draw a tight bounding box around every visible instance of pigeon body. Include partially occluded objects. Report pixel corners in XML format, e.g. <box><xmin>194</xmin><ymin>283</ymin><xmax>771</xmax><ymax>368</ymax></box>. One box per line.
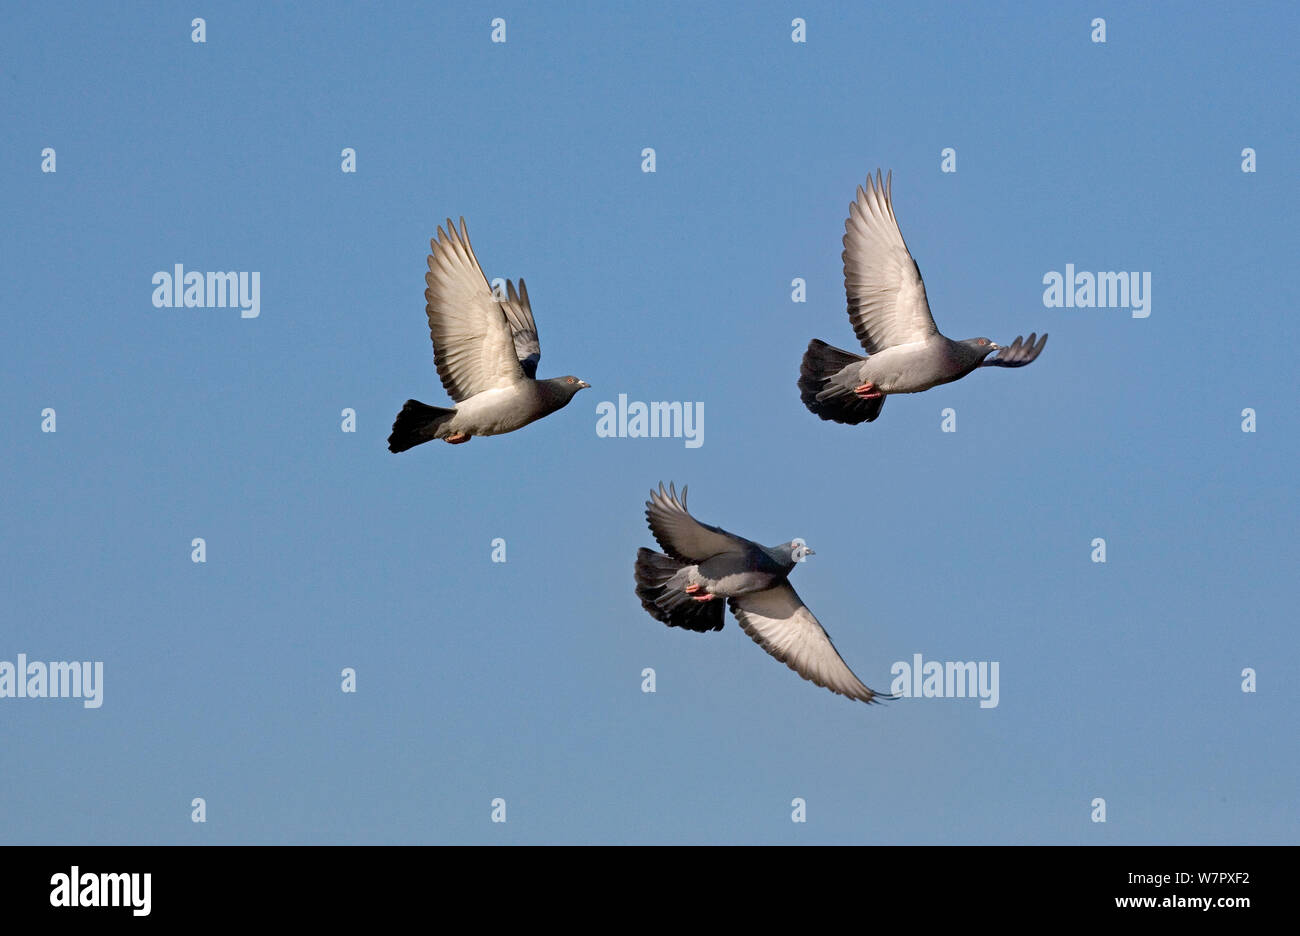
<box><xmin>388</xmin><ymin>218</ymin><xmax>589</xmax><ymax>452</ymax></box>
<box><xmin>634</xmin><ymin>483</ymin><xmax>889</xmax><ymax>704</ymax></box>
<box><xmin>799</xmin><ymin>171</ymin><xmax>1047</xmax><ymax>425</ymax></box>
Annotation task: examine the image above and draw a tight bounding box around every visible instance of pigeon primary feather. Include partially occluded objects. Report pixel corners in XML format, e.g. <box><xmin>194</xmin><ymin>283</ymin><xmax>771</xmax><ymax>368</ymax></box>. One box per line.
<box><xmin>799</xmin><ymin>170</ymin><xmax>1047</xmax><ymax>425</ymax></box>
<box><xmin>388</xmin><ymin>218</ymin><xmax>589</xmax><ymax>452</ymax></box>
<box><xmin>634</xmin><ymin>482</ymin><xmax>891</xmax><ymax>704</ymax></box>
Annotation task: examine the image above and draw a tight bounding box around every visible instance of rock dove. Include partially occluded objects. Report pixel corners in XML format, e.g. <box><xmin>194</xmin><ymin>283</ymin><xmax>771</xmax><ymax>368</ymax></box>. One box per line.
<box><xmin>634</xmin><ymin>483</ymin><xmax>891</xmax><ymax>704</ymax></box>
<box><xmin>388</xmin><ymin>218</ymin><xmax>589</xmax><ymax>452</ymax></box>
<box><xmin>799</xmin><ymin>170</ymin><xmax>1047</xmax><ymax>424</ymax></box>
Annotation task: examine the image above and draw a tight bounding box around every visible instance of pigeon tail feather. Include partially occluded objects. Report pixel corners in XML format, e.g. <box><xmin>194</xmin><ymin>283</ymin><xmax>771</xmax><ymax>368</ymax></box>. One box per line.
<box><xmin>634</xmin><ymin>548</ymin><xmax>725</xmax><ymax>633</ymax></box>
<box><xmin>798</xmin><ymin>339</ymin><xmax>884</xmax><ymax>424</ymax></box>
<box><xmin>388</xmin><ymin>399</ymin><xmax>456</xmax><ymax>453</ymax></box>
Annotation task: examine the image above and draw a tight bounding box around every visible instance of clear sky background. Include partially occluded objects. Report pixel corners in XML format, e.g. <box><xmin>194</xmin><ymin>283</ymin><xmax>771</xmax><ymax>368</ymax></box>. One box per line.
<box><xmin>1</xmin><ymin>1</ymin><xmax>1296</xmax><ymax>844</ymax></box>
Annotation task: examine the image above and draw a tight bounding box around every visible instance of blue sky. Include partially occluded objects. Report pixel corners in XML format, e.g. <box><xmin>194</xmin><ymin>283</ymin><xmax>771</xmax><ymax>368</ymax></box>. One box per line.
<box><xmin>1</xmin><ymin>1</ymin><xmax>1296</xmax><ymax>844</ymax></box>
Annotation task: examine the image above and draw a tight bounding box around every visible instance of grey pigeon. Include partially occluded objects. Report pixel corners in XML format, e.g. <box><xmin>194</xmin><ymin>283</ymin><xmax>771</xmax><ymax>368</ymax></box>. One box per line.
<box><xmin>799</xmin><ymin>170</ymin><xmax>1047</xmax><ymax>424</ymax></box>
<box><xmin>388</xmin><ymin>218</ymin><xmax>589</xmax><ymax>452</ymax></box>
<box><xmin>634</xmin><ymin>483</ymin><xmax>890</xmax><ymax>704</ymax></box>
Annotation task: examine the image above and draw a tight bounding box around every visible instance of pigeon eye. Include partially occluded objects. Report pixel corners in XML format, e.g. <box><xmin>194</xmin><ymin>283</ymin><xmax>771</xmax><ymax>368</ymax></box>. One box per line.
<box><xmin>566</xmin><ymin>377</ymin><xmax>574</xmax><ymax>383</ymax></box>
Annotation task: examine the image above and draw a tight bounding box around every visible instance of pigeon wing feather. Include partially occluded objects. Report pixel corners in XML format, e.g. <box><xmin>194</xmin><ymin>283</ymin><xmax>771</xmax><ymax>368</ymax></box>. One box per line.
<box><xmin>842</xmin><ymin>170</ymin><xmax>940</xmax><ymax>354</ymax></box>
<box><xmin>981</xmin><ymin>332</ymin><xmax>1048</xmax><ymax>368</ymax></box>
<box><xmin>425</xmin><ymin>218</ymin><xmax>526</xmax><ymax>402</ymax></box>
<box><xmin>501</xmin><ymin>278</ymin><xmax>542</xmax><ymax>379</ymax></box>
<box><xmin>645</xmin><ymin>482</ymin><xmax>748</xmax><ymax>563</ymax></box>
<box><xmin>729</xmin><ymin>583</ymin><xmax>888</xmax><ymax>704</ymax></box>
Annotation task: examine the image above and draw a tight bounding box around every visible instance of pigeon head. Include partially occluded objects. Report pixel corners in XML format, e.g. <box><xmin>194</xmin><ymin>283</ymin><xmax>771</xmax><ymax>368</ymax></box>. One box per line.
<box><xmin>964</xmin><ymin>337</ymin><xmax>1001</xmax><ymax>355</ymax></box>
<box><xmin>540</xmin><ymin>375</ymin><xmax>591</xmax><ymax>406</ymax></box>
<box><xmin>954</xmin><ymin>336</ymin><xmax>1002</xmax><ymax>368</ymax></box>
<box><xmin>767</xmin><ymin>539</ymin><xmax>814</xmax><ymax>568</ymax></box>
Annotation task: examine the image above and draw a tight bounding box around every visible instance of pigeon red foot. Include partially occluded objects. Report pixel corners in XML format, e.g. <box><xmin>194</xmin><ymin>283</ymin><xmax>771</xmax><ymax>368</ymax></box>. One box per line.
<box><xmin>444</xmin><ymin>432</ymin><xmax>471</xmax><ymax>444</ymax></box>
<box><xmin>684</xmin><ymin>584</ymin><xmax>715</xmax><ymax>601</ymax></box>
<box><xmin>854</xmin><ymin>382</ymin><xmax>883</xmax><ymax>400</ymax></box>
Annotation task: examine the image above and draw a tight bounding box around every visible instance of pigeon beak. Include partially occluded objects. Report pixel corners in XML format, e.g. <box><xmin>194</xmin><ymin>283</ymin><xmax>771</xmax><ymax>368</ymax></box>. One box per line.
<box><xmin>804</xmin><ymin>548</ymin><xmax>816</xmax><ymax>557</ymax></box>
<box><xmin>990</xmin><ymin>342</ymin><xmax>1002</xmax><ymax>351</ymax></box>
<box><xmin>578</xmin><ymin>380</ymin><xmax>590</xmax><ymax>389</ymax></box>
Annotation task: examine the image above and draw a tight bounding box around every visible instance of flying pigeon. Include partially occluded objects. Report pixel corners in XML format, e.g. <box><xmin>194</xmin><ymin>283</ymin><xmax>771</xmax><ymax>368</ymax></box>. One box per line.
<box><xmin>634</xmin><ymin>483</ymin><xmax>891</xmax><ymax>704</ymax></box>
<box><xmin>388</xmin><ymin>218</ymin><xmax>589</xmax><ymax>452</ymax></box>
<box><xmin>799</xmin><ymin>170</ymin><xmax>1047</xmax><ymax>424</ymax></box>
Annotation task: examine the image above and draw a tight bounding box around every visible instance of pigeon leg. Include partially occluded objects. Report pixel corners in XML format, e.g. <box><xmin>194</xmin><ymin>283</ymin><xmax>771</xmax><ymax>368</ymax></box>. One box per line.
<box><xmin>685</xmin><ymin>584</ymin><xmax>714</xmax><ymax>601</ymax></box>
<box><xmin>444</xmin><ymin>432</ymin><xmax>471</xmax><ymax>444</ymax></box>
<box><xmin>854</xmin><ymin>382</ymin><xmax>883</xmax><ymax>400</ymax></box>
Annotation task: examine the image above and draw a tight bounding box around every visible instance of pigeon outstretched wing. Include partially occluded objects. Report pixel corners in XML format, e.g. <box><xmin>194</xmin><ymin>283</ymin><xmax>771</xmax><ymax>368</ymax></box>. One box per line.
<box><xmin>729</xmin><ymin>584</ymin><xmax>891</xmax><ymax>704</ymax></box>
<box><xmin>842</xmin><ymin>170</ymin><xmax>940</xmax><ymax>354</ymax></box>
<box><xmin>645</xmin><ymin>482</ymin><xmax>749</xmax><ymax>563</ymax></box>
<box><xmin>499</xmin><ymin>278</ymin><xmax>541</xmax><ymax>379</ymax></box>
<box><xmin>424</xmin><ymin>218</ymin><xmax>527</xmax><ymax>402</ymax></box>
<box><xmin>981</xmin><ymin>332</ymin><xmax>1048</xmax><ymax>368</ymax></box>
